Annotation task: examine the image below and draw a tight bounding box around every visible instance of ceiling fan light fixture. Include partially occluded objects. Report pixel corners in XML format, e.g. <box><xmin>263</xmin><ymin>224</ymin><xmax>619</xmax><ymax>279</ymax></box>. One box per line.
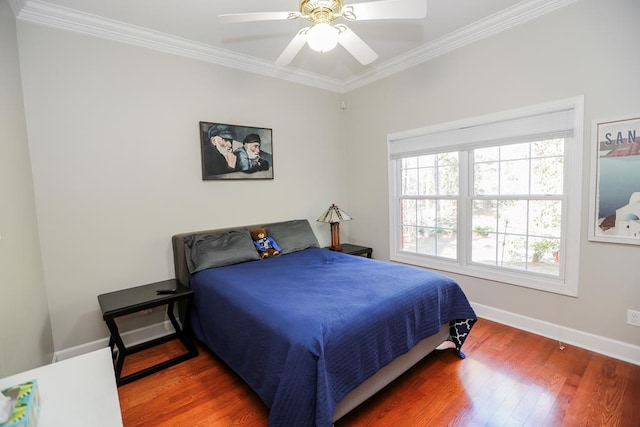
<box><xmin>307</xmin><ymin>22</ymin><xmax>339</xmax><ymax>53</ymax></box>
<box><xmin>221</xmin><ymin>0</ymin><xmax>427</xmax><ymax>65</ymax></box>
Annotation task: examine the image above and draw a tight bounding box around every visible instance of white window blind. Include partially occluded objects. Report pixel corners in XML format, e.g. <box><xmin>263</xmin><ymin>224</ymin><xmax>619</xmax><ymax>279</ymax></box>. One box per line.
<box><xmin>389</xmin><ymin>107</ymin><xmax>575</xmax><ymax>160</ymax></box>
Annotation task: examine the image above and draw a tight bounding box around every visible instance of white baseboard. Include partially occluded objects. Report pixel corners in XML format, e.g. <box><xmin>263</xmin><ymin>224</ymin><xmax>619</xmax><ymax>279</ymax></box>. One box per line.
<box><xmin>471</xmin><ymin>302</ymin><xmax>640</xmax><ymax>366</ymax></box>
<box><xmin>53</xmin><ymin>321</ymin><xmax>175</xmax><ymax>362</ymax></box>
<box><xmin>55</xmin><ymin>306</ymin><xmax>640</xmax><ymax>367</ymax></box>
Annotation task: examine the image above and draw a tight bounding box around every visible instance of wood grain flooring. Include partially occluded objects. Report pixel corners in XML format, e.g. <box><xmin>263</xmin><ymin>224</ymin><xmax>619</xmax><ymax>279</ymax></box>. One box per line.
<box><xmin>117</xmin><ymin>319</ymin><xmax>640</xmax><ymax>426</ymax></box>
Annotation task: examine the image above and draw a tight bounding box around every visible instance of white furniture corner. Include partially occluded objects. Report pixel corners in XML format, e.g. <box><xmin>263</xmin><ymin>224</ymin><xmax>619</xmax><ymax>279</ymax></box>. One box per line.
<box><xmin>0</xmin><ymin>347</ymin><xmax>123</xmax><ymax>426</ymax></box>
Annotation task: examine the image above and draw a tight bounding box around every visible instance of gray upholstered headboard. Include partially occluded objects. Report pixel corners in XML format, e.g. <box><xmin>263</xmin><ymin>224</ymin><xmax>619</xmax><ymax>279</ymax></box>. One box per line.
<box><xmin>171</xmin><ymin>219</ymin><xmax>319</xmax><ymax>287</ymax></box>
<box><xmin>172</xmin><ymin>222</ymin><xmax>267</xmax><ymax>287</ymax></box>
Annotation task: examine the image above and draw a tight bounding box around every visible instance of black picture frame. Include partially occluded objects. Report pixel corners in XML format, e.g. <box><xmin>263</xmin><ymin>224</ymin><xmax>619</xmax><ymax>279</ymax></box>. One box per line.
<box><xmin>199</xmin><ymin>121</ymin><xmax>274</xmax><ymax>180</ymax></box>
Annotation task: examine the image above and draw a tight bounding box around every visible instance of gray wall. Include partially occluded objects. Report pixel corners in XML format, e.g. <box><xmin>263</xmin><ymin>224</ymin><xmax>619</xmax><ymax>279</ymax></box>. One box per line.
<box><xmin>345</xmin><ymin>0</ymin><xmax>640</xmax><ymax>346</ymax></box>
<box><xmin>2</xmin><ymin>0</ymin><xmax>639</xmax><ymax>374</ymax></box>
<box><xmin>16</xmin><ymin>19</ymin><xmax>348</xmax><ymax>352</ymax></box>
<box><xmin>0</xmin><ymin>0</ymin><xmax>53</xmax><ymax>376</ymax></box>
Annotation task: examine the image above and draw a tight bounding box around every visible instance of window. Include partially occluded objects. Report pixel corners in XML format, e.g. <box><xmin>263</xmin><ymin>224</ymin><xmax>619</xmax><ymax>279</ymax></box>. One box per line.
<box><xmin>400</xmin><ymin>152</ymin><xmax>459</xmax><ymax>259</ymax></box>
<box><xmin>388</xmin><ymin>97</ymin><xmax>583</xmax><ymax>296</ymax></box>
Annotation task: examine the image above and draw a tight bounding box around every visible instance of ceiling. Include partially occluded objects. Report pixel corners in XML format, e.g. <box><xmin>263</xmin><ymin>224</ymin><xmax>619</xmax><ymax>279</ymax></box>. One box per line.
<box><xmin>11</xmin><ymin>0</ymin><xmax>577</xmax><ymax>92</ymax></box>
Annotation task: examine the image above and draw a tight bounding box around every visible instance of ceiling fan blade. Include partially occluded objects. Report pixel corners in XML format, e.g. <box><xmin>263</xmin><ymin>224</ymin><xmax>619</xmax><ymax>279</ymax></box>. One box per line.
<box><xmin>343</xmin><ymin>0</ymin><xmax>427</xmax><ymax>21</ymax></box>
<box><xmin>337</xmin><ymin>25</ymin><xmax>378</xmax><ymax>65</ymax></box>
<box><xmin>275</xmin><ymin>28</ymin><xmax>309</xmax><ymax>66</ymax></box>
<box><xmin>219</xmin><ymin>11</ymin><xmax>299</xmax><ymax>24</ymax></box>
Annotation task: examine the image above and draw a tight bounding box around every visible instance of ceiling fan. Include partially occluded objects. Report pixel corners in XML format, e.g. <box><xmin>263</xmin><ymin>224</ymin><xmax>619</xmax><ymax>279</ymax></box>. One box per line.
<box><xmin>219</xmin><ymin>0</ymin><xmax>427</xmax><ymax>66</ymax></box>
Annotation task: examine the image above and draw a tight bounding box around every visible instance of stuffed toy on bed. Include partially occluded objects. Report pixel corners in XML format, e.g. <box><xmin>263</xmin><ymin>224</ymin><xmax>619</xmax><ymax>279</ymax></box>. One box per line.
<box><xmin>250</xmin><ymin>227</ymin><xmax>282</xmax><ymax>259</ymax></box>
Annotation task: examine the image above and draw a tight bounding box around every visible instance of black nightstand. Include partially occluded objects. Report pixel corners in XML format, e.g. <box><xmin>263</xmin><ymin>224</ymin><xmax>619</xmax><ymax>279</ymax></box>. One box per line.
<box><xmin>97</xmin><ymin>279</ymin><xmax>198</xmax><ymax>386</ymax></box>
<box><xmin>325</xmin><ymin>243</ymin><xmax>373</xmax><ymax>258</ymax></box>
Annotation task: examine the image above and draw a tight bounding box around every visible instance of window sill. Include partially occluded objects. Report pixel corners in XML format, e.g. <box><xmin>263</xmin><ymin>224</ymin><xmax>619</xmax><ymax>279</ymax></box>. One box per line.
<box><xmin>390</xmin><ymin>251</ymin><xmax>578</xmax><ymax>297</ymax></box>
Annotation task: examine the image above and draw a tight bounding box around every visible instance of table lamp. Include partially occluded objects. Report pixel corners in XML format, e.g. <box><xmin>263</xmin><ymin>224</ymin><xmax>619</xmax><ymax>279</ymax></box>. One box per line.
<box><xmin>317</xmin><ymin>204</ymin><xmax>352</xmax><ymax>251</ymax></box>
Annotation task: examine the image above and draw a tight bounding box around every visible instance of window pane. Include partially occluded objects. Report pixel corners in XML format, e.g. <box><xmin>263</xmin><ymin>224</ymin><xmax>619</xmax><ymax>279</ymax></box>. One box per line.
<box><xmin>472</xmin><ymin>200</ymin><xmax>498</xmax><ymax>234</ymax></box>
<box><xmin>437</xmin><ymin>152</ymin><xmax>459</xmax><ymax>196</ymax></box>
<box><xmin>418</xmin><ymin>167</ymin><xmax>436</xmax><ymax>195</ymax></box>
<box><xmin>436</xmin><ymin>199</ymin><xmax>457</xmax><ymax>259</ymax></box>
<box><xmin>502</xmin><ymin>235</ymin><xmax>527</xmax><ymax>268</ymax></box>
<box><xmin>531</xmin><ymin>156</ymin><xmax>563</xmax><ymax>195</ymax></box>
<box><xmin>417</xmin><ymin>199</ymin><xmax>436</xmax><ymax>227</ymax></box>
<box><xmin>475</xmin><ymin>146</ymin><xmax>499</xmax><ymax>162</ymax></box>
<box><xmin>438</xmin><ymin>151</ymin><xmax>458</xmax><ymax>165</ymax></box>
<box><xmin>500</xmin><ymin>159</ymin><xmax>529</xmax><ymax>195</ymax></box>
<box><xmin>438</xmin><ymin>165</ymin><xmax>459</xmax><ymax>195</ymax></box>
<box><xmin>471</xmin><ymin>199</ymin><xmax>497</xmax><ymax>264</ymax></box>
<box><xmin>400</xmin><ymin>197</ymin><xmax>456</xmax><ymax>259</ymax></box>
<box><xmin>473</xmin><ymin>233</ymin><xmax>528</xmax><ymax>269</ymax></box>
<box><xmin>438</xmin><ymin>199</ymin><xmax>457</xmax><ymax>230</ymax></box>
<box><xmin>402</xmin><ymin>153</ymin><xmax>459</xmax><ymax>196</ymax></box>
<box><xmin>532</xmin><ymin>139</ymin><xmax>564</xmax><ymax>157</ymax></box>
<box><xmin>529</xmin><ymin>200</ymin><xmax>562</xmax><ymax>237</ymax></box>
<box><xmin>529</xmin><ymin>237</ymin><xmax>560</xmax><ymax>275</ymax></box>
<box><xmin>401</xmin><ymin>168</ymin><xmax>418</xmax><ymax>195</ymax></box>
<box><xmin>418</xmin><ymin>154</ymin><xmax>435</xmax><ymax>167</ymax></box>
<box><xmin>402</xmin><ymin>226</ymin><xmax>417</xmax><ymax>252</ymax></box>
<box><xmin>474</xmin><ymin>162</ymin><xmax>498</xmax><ymax>195</ymax></box>
<box><xmin>500</xmin><ymin>143</ymin><xmax>530</xmax><ymax>160</ymax></box>
<box><xmin>401</xmin><ymin>199</ymin><xmax>417</xmax><ymax>225</ymax></box>
<box><xmin>437</xmin><ymin>229</ymin><xmax>457</xmax><ymax>259</ymax></box>
<box><xmin>472</xmin><ymin>231</ymin><xmax>498</xmax><ymax>265</ymax></box>
<box><xmin>497</xmin><ymin>200</ymin><xmax>528</xmax><ymax>236</ymax></box>
<box><xmin>474</xmin><ymin>141</ymin><xmax>566</xmax><ymax>197</ymax></box>
<box><xmin>416</xmin><ymin>227</ymin><xmax>435</xmax><ymax>255</ymax></box>
<box><xmin>402</xmin><ymin>157</ymin><xmax>417</xmax><ymax>169</ymax></box>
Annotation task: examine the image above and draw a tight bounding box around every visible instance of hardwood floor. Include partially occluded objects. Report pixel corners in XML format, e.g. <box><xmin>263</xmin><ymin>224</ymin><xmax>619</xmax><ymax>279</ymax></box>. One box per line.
<box><xmin>117</xmin><ymin>319</ymin><xmax>640</xmax><ymax>426</ymax></box>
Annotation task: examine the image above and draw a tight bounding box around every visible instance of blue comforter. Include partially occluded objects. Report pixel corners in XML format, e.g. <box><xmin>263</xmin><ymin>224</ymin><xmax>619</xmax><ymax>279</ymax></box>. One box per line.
<box><xmin>189</xmin><ymin>248</ymin><xmax>476</xmax><ymax>426</ymax></box>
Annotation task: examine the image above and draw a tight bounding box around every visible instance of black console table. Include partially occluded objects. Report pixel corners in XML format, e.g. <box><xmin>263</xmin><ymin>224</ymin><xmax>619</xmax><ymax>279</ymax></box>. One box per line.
<box><xmin>97</xmin><ymin>279</ymin><xmax>198</xmax><ymax>386</ymax></box>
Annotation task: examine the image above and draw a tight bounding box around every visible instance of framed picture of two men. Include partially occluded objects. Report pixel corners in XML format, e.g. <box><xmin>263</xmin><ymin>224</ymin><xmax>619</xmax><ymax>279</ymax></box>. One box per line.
<box><xmin>200</xmin><ymin>121</ymin><xmax>274</xmax><ymax>180</ymax></box>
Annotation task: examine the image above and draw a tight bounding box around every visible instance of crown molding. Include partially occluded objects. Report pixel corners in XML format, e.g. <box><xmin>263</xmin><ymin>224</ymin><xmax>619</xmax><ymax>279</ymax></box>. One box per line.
<box><xmin>15</xmin><ymin>0</ymin><xmax>346</xmax><ymax>92</ymax></box>
<box><xmin>343</xmin><ymin>0</ymin><xmax>581</xmax><ymax>92</ymax></box>
<box><xmin>7</xmin><ymin>0</ymin><xmax>28</xmax><ymax>16</ymax></box>
<box><xmin>14</xmin><ymin>0</ymin><xmax>580</xmax><ymax>94</ymax></box>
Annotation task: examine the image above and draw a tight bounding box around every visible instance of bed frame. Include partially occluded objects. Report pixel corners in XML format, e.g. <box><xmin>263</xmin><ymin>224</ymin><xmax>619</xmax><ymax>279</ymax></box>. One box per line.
<box><xmin>171</xmin><ymin>222</ymin><xmax>449</xmax><ymax>422</ymax></box>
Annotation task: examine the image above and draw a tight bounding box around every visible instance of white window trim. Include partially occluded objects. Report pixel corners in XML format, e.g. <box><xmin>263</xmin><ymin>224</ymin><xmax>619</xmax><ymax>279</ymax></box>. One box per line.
<box><xmin>387</xmin><ymin>97</ymin><xmax>584</xmax><ymax>297</ymax></box>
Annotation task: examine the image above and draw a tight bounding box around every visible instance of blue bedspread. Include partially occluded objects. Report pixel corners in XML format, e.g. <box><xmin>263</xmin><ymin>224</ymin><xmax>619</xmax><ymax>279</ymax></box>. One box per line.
<box><xmin>189</xmin><ymin>248</ymin><xmax>476</xmax><ymax>427</ymax></box>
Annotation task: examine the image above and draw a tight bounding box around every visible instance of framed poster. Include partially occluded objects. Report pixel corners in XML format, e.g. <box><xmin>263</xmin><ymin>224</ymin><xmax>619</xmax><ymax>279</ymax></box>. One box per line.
<box><xmin>199</xmin><ymin>121</ymin><xmax>274</xmax><ymax>180</ymax></box>
<box><xmin>588</xmin><ymin>113</ymin><xmax>640</xmax><ymax>244</ymax></box>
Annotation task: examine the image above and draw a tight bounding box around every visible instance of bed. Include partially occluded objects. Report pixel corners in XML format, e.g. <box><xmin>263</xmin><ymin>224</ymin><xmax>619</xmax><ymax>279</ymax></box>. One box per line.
<box><xmin>172</xmin><ymin>219</ymin><xmax>476</xmax><ymax>426</ymax></box>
